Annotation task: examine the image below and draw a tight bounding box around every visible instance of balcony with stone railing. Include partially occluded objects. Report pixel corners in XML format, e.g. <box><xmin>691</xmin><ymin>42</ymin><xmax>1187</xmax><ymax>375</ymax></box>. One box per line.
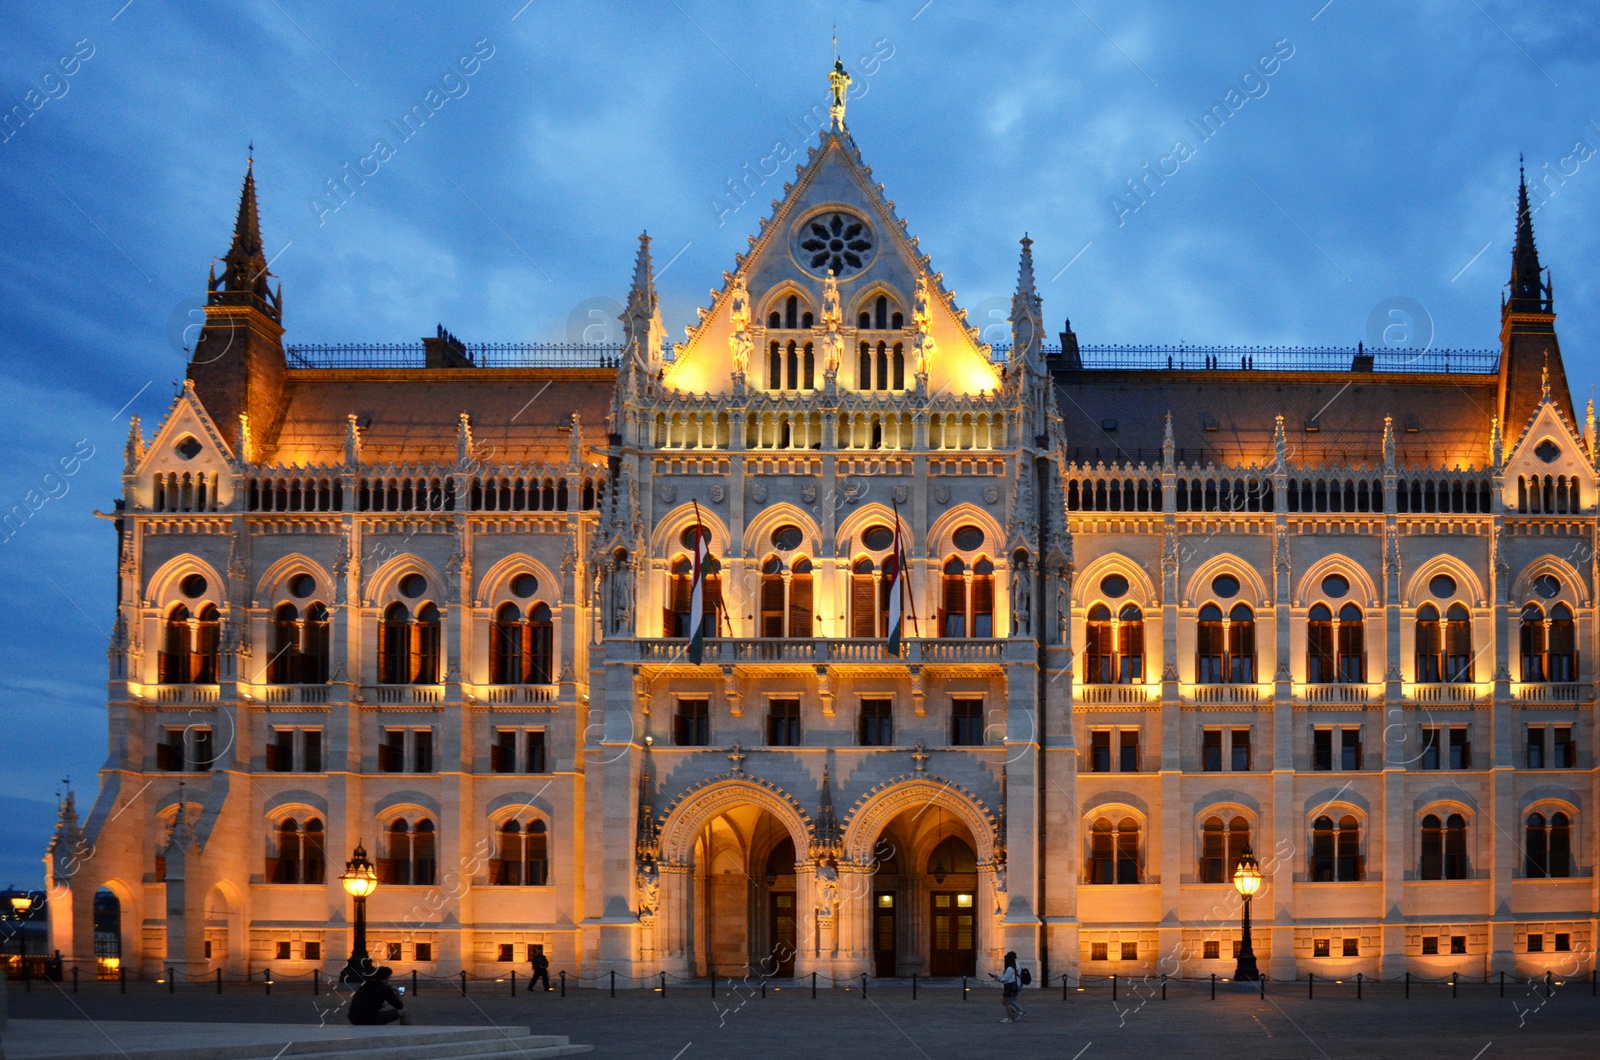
<box><xmin>627</xmin><ymin>637</ymin><xmax>1027</xmax><ymax>666</ymax></box>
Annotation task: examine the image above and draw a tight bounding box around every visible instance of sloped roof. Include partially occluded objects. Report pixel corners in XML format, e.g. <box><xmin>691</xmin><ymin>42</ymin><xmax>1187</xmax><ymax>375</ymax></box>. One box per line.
<box><xmin>1055</xmin><ymin>370</ymin><xmax>1498</xmax><ymax>470</ymax></box>
<box><xmin>262</xmin><ymin>369</ymin><xmax>614</xmax><ymax>467</ymax></box>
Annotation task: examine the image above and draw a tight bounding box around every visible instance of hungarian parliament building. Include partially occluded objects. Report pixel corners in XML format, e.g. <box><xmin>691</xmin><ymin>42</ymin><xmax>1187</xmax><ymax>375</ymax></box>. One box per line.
<box><xmin>45</xmin><ymin>71</ymin><xmax>1596</xmax><ymax>987</ymax></box>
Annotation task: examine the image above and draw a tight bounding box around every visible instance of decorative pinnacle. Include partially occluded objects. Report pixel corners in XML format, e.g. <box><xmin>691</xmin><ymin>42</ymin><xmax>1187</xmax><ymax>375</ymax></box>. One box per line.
<box><xmin>828</xmin><ymin>46</ymin><xmax>852</xmax><ymax>129</ymax></box>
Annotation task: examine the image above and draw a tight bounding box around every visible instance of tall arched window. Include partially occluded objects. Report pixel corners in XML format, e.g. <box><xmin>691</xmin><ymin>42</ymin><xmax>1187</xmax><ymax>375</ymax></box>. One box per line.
<box><xmin>1196</xmin><ymin>604</ymin><xmax>1225</xmax><ymax>683</ymax></box>
<box><xmin>1228</xmin><ymin>604</ymin><xmax>1255</xmax><ymax>682</ymax></box>
<box><xmin>161</xmin><ymin>602</ymin><xmax>220</xmax><ymax>684</ymax></box>
<box><xmin>271</xmin><ymin>818</ymin><xmax>325</xmax><ymax>884</ymax></box>
<box><xmin>1311</xmin><ymin>814</ymin><xmax>1363</xmax><ymax>881</ymax></box>
<box><xmin>269</xmin><ymin>603</ymin><xmax>300</xmax><ymax>684</ymax></box>
<box><xmin>527</xmin><ymin>603</ymin><xmax>553</xmax><ymax>682</ymax></box>
<box><xmin>1521</xmin><ymin>603</ymin><xmax>1547</xmax><ymax>682</ymax></box>
<box><xmin>1087</xmin><ymin>816</ymin><xmax>1141</xmax><ymax>884</ymax></box>
<box><xmin>1525</xmin><ymin>811</ymin><xmax>1572</xmax><ymax>878</ymax></box>
<box><xmin>971</xmin><ymin>558</ymin><xmax>994</xmax><ymax>637</ymax></box>
<box><xmin>1444</xmin><ymin>603</ymin><xmax>1473</xmax><ymax>681</ymax></box>
<box><xmin>851</xmin><ymin>558</ymin><xmax>878</xmax><ymax>638</ymax></box>
<box><xmin>494</xmin><ymin>819</ymin><xmax>550</xmax><ymax>886</ymax></box>
<box><xmin>1307</xmin><ymin>604</ymin><xmax>1335</xmax><ymax>682</ymax></box>
<box><xmin>1337</xmin><ymin>603</ymin><xmax>1364</xmax><ymax>682</ymax></box>
<box><xmin>1415</xmin><ymin>604</ymin><xmax>1442</xmax><ymax>682</ymax></box>
<box><xmin>760</xmin><ymin>556</ymin><xmax>786</xmax><ymax>637</ymax></box>
<box><xmin>789</xmin><ymin>557</ymin><xmax>814</xmax><ymax>637</ymax></box>
<box><xmin>940</xmin><ymin>557</ymin><xmax>967</xmax><ymax>637</ymax></box>
<box><xmin>1085</xmin><ymin>605</ymin><xmax>1114</xmax><ymax>683</ymax></box>
<box><xmin>665</xmin><ymin>555</ymin><xmax>722</xmax><ymax>639</ymax></box>
<box><xmin>380</xmin><ymin>603</ymin><xmax>410</xmax><ymax>684</ymax></box>
<box><xmin>1419</xmin><ymin>813</ymin><xmax>1467</xmax><ymax>880</ymax></box>
<box><xmin>1118</xmin><ymin>605</ymin><xmax>1144</xmax><ymax>682</ymax></box>
<box><xmin>1536</xmin><ymin>603</ymin><xmax>1578</xmax><ymax>681</ymax></box>
<box><xmin>384</xmin><ymin>818</ymin><xmax>436</xmax><ymax>886</ymax></box>
<box><xmin>1200</xmin><ymin>815</ymin><xmax>1251</xmax><ymax>883</ymax></box>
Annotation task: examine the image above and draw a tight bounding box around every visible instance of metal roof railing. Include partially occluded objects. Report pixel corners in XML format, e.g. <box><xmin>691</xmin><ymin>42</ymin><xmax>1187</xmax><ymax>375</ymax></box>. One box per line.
<box><xmin>989</xmin><ymin>342</ymin><xmax>1499</xmax><ymax>374</ymax></box>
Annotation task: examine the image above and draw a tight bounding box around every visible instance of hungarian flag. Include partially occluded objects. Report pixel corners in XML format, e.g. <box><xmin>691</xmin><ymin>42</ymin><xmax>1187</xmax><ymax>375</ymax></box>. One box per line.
<box><xmin>884</xmin><ymin>506</ymin><xmax>905</xmax><ymax>657</ymax></box>
<box><xmin>687</xmin><ymin>504</ymin><xmax>712</xmax><ymax>664</ymax></box>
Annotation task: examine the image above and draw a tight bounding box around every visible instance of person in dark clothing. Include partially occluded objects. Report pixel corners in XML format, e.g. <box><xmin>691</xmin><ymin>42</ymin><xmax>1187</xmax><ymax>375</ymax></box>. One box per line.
<box><xmin>529</xmin><ymin>944</ymin><xmax>552</xmax><ymax>992</ymax></box>
<box><xmin>349</xmin><ymin>966</ymin><xmax>410</xmax><ymax>1026</ymax></box>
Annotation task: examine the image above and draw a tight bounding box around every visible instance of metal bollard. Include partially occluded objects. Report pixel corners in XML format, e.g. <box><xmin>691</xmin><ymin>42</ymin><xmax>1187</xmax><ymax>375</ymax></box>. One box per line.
<box><xmin>1259</xmin><ymin>974</ymin><xmax>1265</xmax><ymax>999</ymax></box>
<box><xmin>760</xmin><ymin>979</ymin><xmax>766</xmax><ymax>999</ymax></box>
<box><xmin>611</xmin><ymin>970</ymin><xmax>616</xmax><ymax>998</ymax></box>
<box><xmin>1500</xmin><ymin>971</ymin><xmax>1504</xmax><ymax>998</ymax></box>
<box><xmin>1062</xmin><ymin>973</ymin><xmax>1068</xmax><ymax>1001</ymax></box>
<box><xmin>1210</xmin><ymin>973</ymin><xmax>1216</xmax><ymax>1000</ymax></box>
<box><xmin>661</xmin><ymin>971</ymin><xmax>666</xmax><ymax>997</ymax></box>
<box><xmin>812</xmin><ymin>971</ymin><xmax>817</xmax><ymax>999</ymax></box>
<box><xmin>1356</xmin><ymin>972</ymin><xmax>1362</xmax><ymax>1000</ymax></box>
<box><xmin>120</xmin><ymin>964</ymin><xmax>126</xmax><ymax>993</ymax></box>
<box><xmin>217</xmin><ymin>968</ymin><xmax>223</xmax><ymax>995</ymax></box>
<box><xmin>711</xmin><ymin>975</ymin><xmax>716</xmax><ymax>999</ymax></box>
<box><xmin>460</xmin><ymin>970</ymin><xmax>467</xmax><ymax>996</ymax></box>
<box><xmin>1111</xmin><ymin>973</ymin><xmax>1117</xmax><ymax>1001</ymax></box>
<box><xmin>1545</xmin><ymin>971</ymin><xmax>1553</xmax><ymax>999</ymax></box>
<box><xmin>912</xmin><ymin>972</ymin><xmax>917</xmax><ymax>1000</ymax></box>
<box><xmin>413</xmin><ymin>969</ymin><xmax>419</xmax><ymax>996</ymax></box>
<box><xmin>314</xmin><ymin>972</ymin><xmax>319</xmax><ymax>997</ymax></box>
<box><xmin>1405</xmin><ymin>971</ymin><xmax>1410</xmax><ymax>999</ymax></box>
<box><xmin>560</xmin><ymin>970</ymin><xmax>566</xmax><ymax>997</ymax></box>
<box><xmin>265</xmin><ymin>968</ymin><xmax>272</xmax><ymax>995</ymax></box>
<box><xmin>1450</xmin><ymin>976</ymin><xmax>1457</xmax><ymax>999</ymax></box>
<box><xmin>861</xmin><ymin>972</ymin><xmax>867</xmax><ymax>998</ymax></box>
<box><xmin>1309</xmin><ymin>972</ymin><xmax>1314</xmax><ymax>1000</ymax></box>
<box><xmin>511</xmin><ymin>970</ymin><xmax>517</xmax><ymax>996</ymax></box>
<box><xmin>72</xmin><ymin>966</ymin><xmax>79</xmax><ymax>994</ymax></box>
<box><xmin>1161</xmin><ymin>973</ymin><xmax>1167</xmax><ymax>1001</ymax></box>
<box><xmin>962</xmin><ymin>975</ymin><xmax>968</xmax><ymax>1000</ymax></box>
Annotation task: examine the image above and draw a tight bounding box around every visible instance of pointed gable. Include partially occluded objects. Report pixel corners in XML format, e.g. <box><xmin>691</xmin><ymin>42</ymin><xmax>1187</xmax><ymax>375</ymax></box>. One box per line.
<box><xmin>663</xmin><ymin>129</ymin><xmax>1000</xmax><ymax>398</ymax></box>
<box><xmin>133</xmin><ymin>381</ymin><xmax>237</xmax><ymax>511</ymax></box>
<box><xmin>1501</xmin><ymin>386</ymin><xmax>1596</xmax><ymax>513</ymax></box>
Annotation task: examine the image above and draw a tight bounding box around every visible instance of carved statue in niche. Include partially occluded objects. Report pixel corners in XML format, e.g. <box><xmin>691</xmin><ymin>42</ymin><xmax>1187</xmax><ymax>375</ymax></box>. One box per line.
<box><xmin>635</xmin><ymin>858</ymin><xmax>660</xmax><ymax>921</ymax></box>
<box><xmin>1011</xmin><ymin>562</ymin><xmax>1032</xmax><ymax>637</ymax></box>
<box><xmin>815</xmin><ymin>860</ymin><xmax>839</xmax><ymax>919</ymax></box>
<box><xmin>611</xmin><ymin>556</ymin><xmax>635</xmax><ymax>634</ymax></box>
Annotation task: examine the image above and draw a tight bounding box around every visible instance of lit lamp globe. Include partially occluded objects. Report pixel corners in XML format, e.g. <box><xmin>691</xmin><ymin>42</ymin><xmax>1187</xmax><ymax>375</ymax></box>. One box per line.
<box><xmin>1232</xmin><ymin>848</ymin><xmax>1262</xmax><ymax>899</ymax></box>
<box><xmin>1231</xmin><ymin>844</ymin><xmax>1263</xmax><ymax>982</ymax></box>
<box><xmin>341</xmin><ymin>847</ymin><xmax>378</xmax><ymax>899</ymax></box>
<box><xmin>10</xmin><ymin>895</ymin><xmax>32</xmax><ymax>915</ymax></box>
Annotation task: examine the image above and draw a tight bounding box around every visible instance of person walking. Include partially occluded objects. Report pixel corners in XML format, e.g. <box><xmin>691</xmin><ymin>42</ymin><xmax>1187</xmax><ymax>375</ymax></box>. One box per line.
<box><xmin>990</xmin><ymin>951</ymin><xmax>1025</xmax><ymax>1023</ymax></box>
<box><xmin>529</xmin><ymin>944</ymin><xmax>552</xmax><ymax>993</ymax></box>
<box><xmin>348</xmin><ymin>966</ymin><xmax>410</xmax><ymax>1026</ymax></box>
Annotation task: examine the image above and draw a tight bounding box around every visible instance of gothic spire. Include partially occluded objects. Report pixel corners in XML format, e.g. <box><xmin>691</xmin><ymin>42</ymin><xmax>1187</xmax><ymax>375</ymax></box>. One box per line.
<box><xmin>1508</xmin><ymin>157</ymin><xmax>1549</xmax><ymax>315</ymax></box>
<box><xmin>1162</xmin><ymin>411</ymin><xmax>1175</xmax><ymax>469</ymax></box>
<box><xmin>1009</xmin><ymin>235</ymin><xmax>1043</xmax><ymax>366</ymax></box>
<box><xmin>628</xmin><ymin>231</ymin><xmax>656</xmax><ymax>315</ymax></box>
<box><xmin>813</xmin><ymin>765</ymin><xmax>841</xmax><ymax>860</ymax></box>
<box><xmin>635</xmin><ymin>741</ymin><xmax>659</xmax><ymax>861</ymax></box>
<box><xmin>208</xmin><ymin>155</ymin><xmax>281</xmax><ymax>322</ymax></box>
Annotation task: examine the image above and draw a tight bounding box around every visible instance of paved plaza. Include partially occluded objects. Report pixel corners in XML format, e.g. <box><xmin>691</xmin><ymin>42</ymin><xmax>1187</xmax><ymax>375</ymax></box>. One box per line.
<box><xmin>5</xmin><ymin>977</ymin><xmax>1598</xmax><ymax>1059</ymax></box>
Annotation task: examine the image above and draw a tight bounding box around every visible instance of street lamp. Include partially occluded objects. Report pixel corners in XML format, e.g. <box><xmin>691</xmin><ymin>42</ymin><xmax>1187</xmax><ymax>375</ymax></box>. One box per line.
<box><xmin>1231</xmin><ymin>844</ymin><xmax>1262</xmax><ymax>982</ymax></box>
<box><xmin>11</xmin><ymin>894</ymin><xmax>33</xmax><ymax>972</ymax></box>
<box><xmin>339</xmin><ymin>843</ymin><xmax>379</xmax><ymax>984</ymax></box>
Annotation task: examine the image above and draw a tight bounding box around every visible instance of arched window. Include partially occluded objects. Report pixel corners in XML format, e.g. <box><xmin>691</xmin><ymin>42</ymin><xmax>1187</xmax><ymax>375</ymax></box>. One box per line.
<box><xmin>665</xmin><ymin>554</ymin><xmax>722</xmax><ymax>639</ymax></box>
<box><xmin>851</xmin><ymin>558</ymin><xmax>877</xmax><ymax>638</ymax></box>
<box><xmin>1200</xmin><ymin>815</ymin><xmax>1251</xmax><ymax>883</ymax></box>
<box><xmin>1415</xmin><ymin>604</ymin><xmax>1442</xmax><ymax>682</ymax></box>
<box><xmin>971</xmin><ymin>558</ymin><xmax>994</xmax><ymax>637</ymax></box>
<box><xmin>1549</xmin><ymin>603</ymin><xmax>1576</xmax><ymax>681</ymax></box>
<box><xmin>1521</xmin><ymin>604</ymin><xmax>1546</xmax><ymax>682</ymax></box>
<box><xmin>1444</xmin><ymin>603</ymin><xmax>1472</xmax><ymax>681</ymax></box>
<box><xmin>1307</xmin><ymin>604</ymin><xmax>1334</xmax><ymax>682</ymax></box>
<box><xmin>891</xmin><ymin>343</ymin><xmax>905</xmax><ymax>390</ymax></box>
<box><xmin>1198</xmin><ymin>602</ymin><xmax>1254</xmax><ymax>683</ymax></box>
<box><xmin>789</xmin><ymin>557</ymin><xmax>814</xmax><ymax>637</ymax></box>
<box><xmin>1525</xmin><ymin>811</ymin><xmax>1572</xmax><ymax>878</ymax></box>
<box><xmin>383</xmin><ymin>818</ymin><xmax>436</xmax><ymax>886</ymax></box>
<box><xmin>785</xmin><ymin>294</ymin><xmax>798</xmax><ymax>329</ymax></box>
<box><xmin>1419</xmin><ymin>813</ymin><xmax>1470</xmax><ymax>880</ymax></box>
<box><xmin>1228</xmin><ymin>604</ymin><xmax>1255</xmax><ymax>682</ymax></box>
<box><xmin>1337</xmin><ymin>603</ymin><xmax>1364</xmax><ymax>682</ymax></box>
<box><xmin>858</xmin><ymin>342</ymin><xmax>872</xmax><ymax>388</ymax></box>
<box><xmin>1118</xmin><ymin>605</ymin><xmax>1144</xmax><ymax>683</ymax></box>
<box><xmin>160</xmin><ymin>602</ymin><xmax>219</xmax><ymax>684</ymax></box>
<box><xmin>380</xmin><ymin>603</ymin><xmax>411</xmax><ymax>684</ymax></box>
<box><xmin>940</xmin><ymin>557</ymin><xmax>967</xmax><ymax>637</ymax></box>
<box><xmin>1085</xmin><ymin>605</ymin><xmax>1114</xmax><ymax>683</ymax></box>
<box><xmin>1087</xmin><ymin>816</ymin><xmax>1141</xmax><ymax>884</ymax></box>
<box><xmin>491</xmin><ymin>603</ymin><xmax>524</xmax><ymax>683</ymax></box>
<box><xmin>760</xmin><ymin>556</ymin><xmax>786</xmax><ymax>638</ymax></box>
<box><xmin>271</xmin><ymin>818</ymin><xmax>325</xmax><ymax>884</ymax></box>
<box><xmin>269</xmin><ymin>603</ymin><xmax>299</xmax><ymax>684</ymax></box>
<box><xmin>769</xmin><ymin>341</ymin><xmax>782</xmax><ymax>389</ymax></box>
<box><xmin>527</xmin><ymin>603</ymin><xmax>553</xmax><ymax>683</ymax></box>
<box><xmin>1196</xmin><ymin>604</ymin><xmax>1225</xmax><ymax>683</ymax></box>
<box><xmin>494</xmin><ymin>819</ymin><xmax>550</xmax><ymax>886</ymax></box>
<box><xmin>1311</xmin><ymin>814</ymin><xmax>1363</xmax><ymax>881</ymax></box>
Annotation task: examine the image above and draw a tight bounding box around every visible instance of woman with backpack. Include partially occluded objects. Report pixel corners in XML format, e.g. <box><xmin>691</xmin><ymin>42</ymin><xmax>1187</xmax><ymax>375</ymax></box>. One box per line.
<box><xmin>990</xmin><ymin>950</ymin><xmax>1026</xmax><ymax>1023</ymax></box>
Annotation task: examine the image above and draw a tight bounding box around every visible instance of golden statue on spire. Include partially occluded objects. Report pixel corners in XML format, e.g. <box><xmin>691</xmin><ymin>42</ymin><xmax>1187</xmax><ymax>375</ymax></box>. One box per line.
<box><xmin>829</xmin><ymin>29</ymin><xmax>852</xmax><ymax>128</ymax></box>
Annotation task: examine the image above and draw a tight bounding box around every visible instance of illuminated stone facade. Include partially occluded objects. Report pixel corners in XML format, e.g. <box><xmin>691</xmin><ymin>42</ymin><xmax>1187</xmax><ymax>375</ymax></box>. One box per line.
<box><xmin>46</xmin><ymin>90</ymin><xmax>1596</xmax><ymax>985</ymax></box>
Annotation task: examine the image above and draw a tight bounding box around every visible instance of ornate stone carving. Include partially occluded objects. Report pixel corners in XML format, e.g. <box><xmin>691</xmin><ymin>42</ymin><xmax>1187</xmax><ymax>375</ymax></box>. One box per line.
<box><xmin>800</xmin><ymin>482</ymin><xmax>818</xmax><ymax>505</ymax></box>
<box><xmin>709</xmin><ymin>483</ymin><xmax>725</xmax><ymax>503</ymax></box>
<box><xmin>893</xmin><ymin>484</ymin><xmax>909</xmax><ymax>505</ymax></box>
<box><xmin>984</xmin><ymin>483</ymin><xmax>1001</xmax><ymax>505</ymax></box>
<box><xmin>635</xmin><ymin>858</ymin><xmax>660</xmax><ymax>923</ymax></box>
<box><xmin>750</xmin><ymin>481</ymin><xmax>769</xmax><ymax>505</ymax></box>
<box><xmin>656</xmin><ymin>483</ymin><xmax>676</xmax><ymax>504</ymax></box>
<box><xmin>1010</xmin><ymin>560</ymin><xmax>1032</xmax><ymax>637</ymax></box>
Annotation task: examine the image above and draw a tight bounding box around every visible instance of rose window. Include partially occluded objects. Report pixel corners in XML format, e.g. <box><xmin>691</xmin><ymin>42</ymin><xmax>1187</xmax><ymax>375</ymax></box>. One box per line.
<box><xmin>795</xmin><ymin>211</ymin><xmax>874</xmax><ymax>277</ymax></box>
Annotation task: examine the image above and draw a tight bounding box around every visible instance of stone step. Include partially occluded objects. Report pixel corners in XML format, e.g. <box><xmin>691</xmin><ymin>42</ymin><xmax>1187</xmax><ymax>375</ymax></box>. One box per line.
<box><xmin>3</xmin><ymin>1021</ymin><xmax>590</xmax><ymax>1060</ymax></box>
<box><xmin>283</xmin><ymin>1035</ymin><xmax>592</xmax><ymax>1060</ymax></box>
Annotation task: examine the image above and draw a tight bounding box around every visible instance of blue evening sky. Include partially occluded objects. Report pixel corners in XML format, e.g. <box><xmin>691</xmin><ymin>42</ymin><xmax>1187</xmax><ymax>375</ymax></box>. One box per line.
<box><xmin>1</xmin><ymin>0</ymin><xmax>1596</xmax><ymax>886</ymax></box>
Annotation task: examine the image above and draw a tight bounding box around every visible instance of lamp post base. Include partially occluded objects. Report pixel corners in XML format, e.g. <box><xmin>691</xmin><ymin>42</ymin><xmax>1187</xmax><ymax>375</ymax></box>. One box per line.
<box><xmin>1231</xmin><ymin>956</ymin><xmax>1261</xmax><ymax>981</ymax></box>
<box><xmin>339</xmin><ymin>956</ymin><xmax>373</xmax><ymax>985</ymax></box>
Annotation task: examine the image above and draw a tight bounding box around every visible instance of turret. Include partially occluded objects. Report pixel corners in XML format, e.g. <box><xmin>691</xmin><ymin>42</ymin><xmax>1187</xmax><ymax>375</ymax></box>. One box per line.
<box><xmin>1499</xmin><ymin>159</ymin><xmax>1571</xmax><ymax>437</ymax></box>
<box><xmin>187</xmin><ymin>154</ymin><xmax>287</xmax><ymax>458</ymax></box>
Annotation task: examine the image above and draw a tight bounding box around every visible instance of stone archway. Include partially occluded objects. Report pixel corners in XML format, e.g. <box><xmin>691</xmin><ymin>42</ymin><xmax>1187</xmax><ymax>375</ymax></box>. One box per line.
<box><xmin>655</xmin><ymin>779</ymin><xmax>816</xmax><ymax>979</ymax></box>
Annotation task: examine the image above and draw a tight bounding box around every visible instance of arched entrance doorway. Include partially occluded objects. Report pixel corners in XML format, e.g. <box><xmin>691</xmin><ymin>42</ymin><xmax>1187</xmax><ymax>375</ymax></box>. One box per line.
<box><xmin>868</xmin><ymin>807</ymin><xmax>980</xmax><ymax>977</ymax></box>
<box><xmin>93</xmin><ymin>887</ymin><xmax>122</xmax><ymax>979</ymax></box>
<box><xmin>689</xmin><ymin>807</ymin><xmax>800</xmax><ymax>978</ymax></box>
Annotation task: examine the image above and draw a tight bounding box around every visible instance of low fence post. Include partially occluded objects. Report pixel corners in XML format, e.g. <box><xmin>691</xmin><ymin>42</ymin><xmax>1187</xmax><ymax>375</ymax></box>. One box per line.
<box><xmin>912</xmin><ymin>973</ymin><xmax>917</xmax><ymax>1000</ymax></box>
<box><xmin>1450</xmin><ymin>975</ymin><xmax>1457</xmax><ymax>999</ymax></box>
<box><xmin>660</xmin><ymin>971</ymin><xmax>666</xmax><ymax>997</ymax></box>
<box><xmin>1211</xmin><ymin>972</ymin><xmax>1216</xmax><ymax>1000</ymax></box>
<box><xmin>460</xmin><ymin>970</ymin><xmax>467</xmax><ymax>997</ymax></box>
<box><xmin>812</xmin><ymin>971</ymin><xmax>817</xmax><ymax>999</ymax></box>
<box><xmin>1161</xmin><ymin>973</ymin><xmax>1167</xmax><ymax>1001</ymax></box>
<box><xmin>216</xmin><ymin>968</ymin><xmax>222</xmax><ymax>995</ymax></box>
<box><xmin>72</xmin><ymin>966</ymin><xmax>79</xmax><ymax>994</ymax></box>
<box><xmin>1545</xmin><ymin>971</ymin><xmax>1553</xmax><ymax>999</ymax></box>
<box><xmin>861</xmin><ymin>972</ymin><xmax>867</xmax><ymax>998</ymax></box>
<box><xmin>511</xmin><ymin>969</ymin><xmax>517</xmax><ymax>996</ymax></box>
<box><xmin>1308</xmin><ymin>972</ymin><xmax>1314</xmax><ymax>1000</ymax></box>
<box><xmin>610</xmin><ymin>970</ymin><xmax>616</xmax><ymax>998</ymax></box>
<box><xmin>1356</xmin><ymin>972</ymin><xmax>1362</xmax><ymax>1000</ymax></box>
<box><xmin>120</xmin><ymin>964</ymin><xmax>127</xmax><ymax>993</ymax></box>
<box><xmin>962</xmin><ymin>975</ymin><xmax>968</xmax><ymax>1000</ymax></box>
<box><xmin>560</xmin><ymin>970</ymin><xmax>566</xmax><ymax>997</ymax></box>
<box><xmin>1111</xmin><ymin>973</ymin><xmax>1117</xmax><ymax>1002</ymax></box>
<box><xmin>412</xmin><ymin>969</ymin><xmax>419</xmax><ymax>996</ymax></box>
<box><xmin>1062</xmin><ymin>973</ymin><xmax>1068</xmax><ymax>1001</ymax></box>
<box><xmin>1500</xmin><ymin>971</ymin><xmax>1505</xmax><ymax>998</ymax></box>
<box><xmin>711</xmin><ymin>975</ymin><xmax>716</xmax><ymax>1000</ymax></box>
<box><xmin>264</xmin><ymin>967</ymin><xmax>271</xmax><ymax>996</ymax></box>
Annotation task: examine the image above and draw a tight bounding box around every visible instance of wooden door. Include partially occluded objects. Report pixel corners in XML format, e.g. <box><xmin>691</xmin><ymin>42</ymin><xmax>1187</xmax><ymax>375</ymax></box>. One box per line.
<box><xmin>928</xmin><ymin>892</ymin><xmax>976</xmax><ymax>976</ymax></box>
<box><xmin>767</xmin><ymin>891</ymin><xmax>796</xmax><ymax>977</ymax></box>
<box><xmin>873</xmin><ymin>891</ymin><xmax>897</xmax><ymax>977</ymax></box>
